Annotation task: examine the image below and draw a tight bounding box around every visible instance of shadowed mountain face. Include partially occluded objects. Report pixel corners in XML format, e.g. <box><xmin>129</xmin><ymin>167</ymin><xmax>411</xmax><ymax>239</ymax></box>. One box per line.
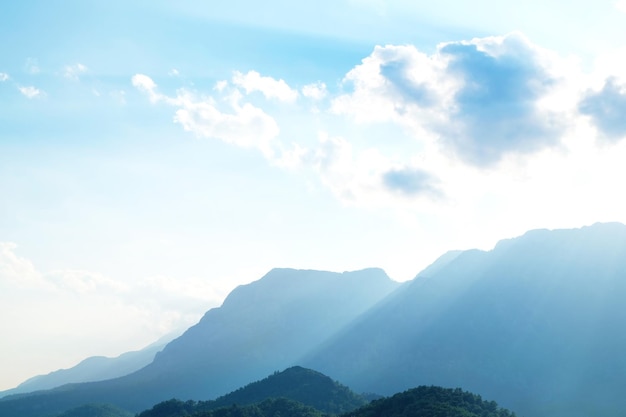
<box><xmin>302</xmin><ymin>222</ymin><xmax>626</xmax><ymax>417</ymax></box>
<box><xmin>0</xmin><ymin>268</ymin><xmax>398</xmax><ymax>416</ymax></box>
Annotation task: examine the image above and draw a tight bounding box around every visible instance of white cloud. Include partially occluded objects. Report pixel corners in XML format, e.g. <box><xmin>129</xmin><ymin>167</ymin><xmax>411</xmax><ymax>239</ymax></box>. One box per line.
<box><xmin>19</xmin><ymin>86</ymin><xmax>44</xmax><ymax>99</ymax></box>
<box><xmin>131</xmin><ymin>74</ymin><xmax>160</xmax><ymax>103</ymax></box>
<box><xmin>302</xmin><ymin>82</ymin><xmax>327</xmax><ymax>100</ymax></box>
<box><xmin>133</xmin><ymin>74</ymin><xmax>281</xmax><ymax>157</ymax></box>
<box><xmin>168</xmin><ymin>68</ymin><xmax>180</xmax><ymax>77</ymax></box>
<box><xmin>0</xmin><ymin>72</ymin><xmax>8</xmax><ymax>81</ymax></box>
<box><xmin>331</xmin><ymin>33</ymin><xmax>570</xmax><ymax>166</ymax></box>
<box><xmin>232</xmin><ymin>70</ymin><xmax>299</xmax><ymax>102</ymax></box>
<box><xmin>129</xmin><ymin>36</ymin><xmax>626</xmax><ymax>219</ymax></box>
<box><xmin>0</xmin><ymin>243</ymin><xmax>50</xmax><ymax>290</ymax></box>
<box><xmin>616</xmin><ymin>0</ymin><xmax>626</xmax><ymax>13</ymax></box>
<box><xmin>63</xmin><ymin>63</ymin><xmax>87</xmax><ymax>80</ymax></box>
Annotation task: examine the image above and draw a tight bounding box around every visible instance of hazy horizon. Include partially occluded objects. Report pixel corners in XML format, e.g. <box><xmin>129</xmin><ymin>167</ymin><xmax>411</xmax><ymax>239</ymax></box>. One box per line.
<box><xmin>2</xmin><ymin>0</ymin><xmax>626</xmax><ymax>391</ymax></box>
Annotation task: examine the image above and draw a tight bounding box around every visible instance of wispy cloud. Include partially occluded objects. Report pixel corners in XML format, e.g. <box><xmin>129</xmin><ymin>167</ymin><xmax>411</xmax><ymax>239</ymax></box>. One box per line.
<box><xmin>616</xmin><ymin>0</ymin><xmax>626</xmax><ymax>13</ymax></box>
<box><xmin>0</xmin><ymin>72</ymin><xmax>9</xmax><ymax>82</ymax></box>
<box><xmin>19</xmin><ymin>86</ymin><xmax>44</xmax><ymax>99</ymax></box>
<box><xmin>63</xmin><ymin>63</ymin><xmax>88</xmax><ymax>80</ymax></box>
<box><xmin>24</xmin><ymin>57</ymin><xmax>40</xmax><ymax>74</ymax></box>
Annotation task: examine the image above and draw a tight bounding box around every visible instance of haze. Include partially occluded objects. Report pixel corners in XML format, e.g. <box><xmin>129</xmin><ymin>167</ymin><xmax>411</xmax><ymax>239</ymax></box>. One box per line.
<box><xmin>1</xmin><ymin>0</ymin><xmax>626</xmax><ymax>391</ymax></box>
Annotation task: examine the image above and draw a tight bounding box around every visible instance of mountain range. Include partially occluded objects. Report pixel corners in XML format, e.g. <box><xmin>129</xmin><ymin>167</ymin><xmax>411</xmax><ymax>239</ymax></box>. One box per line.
<box><xmin>2</xmin><ymin>222</ymin><xmax>626</xmax><ymax>417</ymax></box>
<box><xmin>0</xmin><ymin>332</ymin><xmax>177</xmax><ymax>398</ymax></box>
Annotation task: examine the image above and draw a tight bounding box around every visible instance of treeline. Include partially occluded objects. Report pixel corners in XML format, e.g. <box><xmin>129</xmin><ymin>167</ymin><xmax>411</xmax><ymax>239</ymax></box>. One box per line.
<box><xmin>137</xmin><ymin>398</ymin><xmax>322</xmax><ymax>417</ymax></box>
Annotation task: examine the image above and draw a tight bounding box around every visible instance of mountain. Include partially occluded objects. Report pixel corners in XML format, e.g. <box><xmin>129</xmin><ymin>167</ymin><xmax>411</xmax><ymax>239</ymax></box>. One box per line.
<box><xmin>3</xmin><ymin>223</ymin><xmax>626</xmax><ymax>417</ymax></box>
<box><xmin>302</xmin><ymin>222</ymin><xmax>626</xmax><ymax>417</ymax></box>
<box><xmin>0</xmin><ymin>332</ymin><xmax>177</xmax><ymax>398</ymax></box>
<box><xmin>138</xmin><ymin>366</ymin><xmax>367</xmax><ymax>417</ymax></box>
<box><xmin>0</xmin><ymin>268</ymin><xmax>398</xmax><ymax>417</ymax></box>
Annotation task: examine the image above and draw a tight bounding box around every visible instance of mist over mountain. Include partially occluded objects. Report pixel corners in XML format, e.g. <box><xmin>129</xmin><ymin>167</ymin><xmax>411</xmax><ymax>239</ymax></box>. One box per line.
<box><xmin>0</xmin><ymin>332</ymin><xmax>177</xmax><ymax>399</ymax></box>
<box><xmin>302</xmin><ymin>222</ymin><xmax>626</xmax><ymax>417</ymax></box>
<box><xmin>0</xmin><ymin>268</ymin><xmax>398</xmax><ymax>416</ymax></box>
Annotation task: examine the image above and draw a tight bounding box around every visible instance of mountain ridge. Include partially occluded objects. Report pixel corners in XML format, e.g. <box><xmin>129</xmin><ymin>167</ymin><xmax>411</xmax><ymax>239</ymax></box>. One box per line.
<box><xmin>2</xmin><ymin>222</ymin><xmax>626</xmax><ymax>417</ymax></box>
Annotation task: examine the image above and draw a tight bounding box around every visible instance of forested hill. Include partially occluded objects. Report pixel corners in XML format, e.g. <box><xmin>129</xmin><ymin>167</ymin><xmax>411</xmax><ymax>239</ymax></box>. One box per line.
<box><xmin>344</xmin><ymin>386</ymin><xmax>516</xmax><ymax>417</ymax></box>
<box><xmin>138</xmin><ymin>366</ymin><xmax>367</xmax><ymax>417</ymax></box>
<box><xmin>137</xmin><ymin>383</ymin><xmax>516</xmax><ymax>417</ymax></box>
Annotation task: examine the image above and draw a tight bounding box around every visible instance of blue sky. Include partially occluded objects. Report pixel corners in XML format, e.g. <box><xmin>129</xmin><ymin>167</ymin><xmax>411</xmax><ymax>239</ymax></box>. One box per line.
<box><xmin>2</xmin><ymin>0</ymin><xmax>626</xmax><ymax>390</ymax></box>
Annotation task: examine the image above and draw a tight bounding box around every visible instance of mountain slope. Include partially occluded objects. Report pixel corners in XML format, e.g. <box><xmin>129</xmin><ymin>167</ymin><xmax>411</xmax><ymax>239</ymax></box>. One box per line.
<box><xmin>302</xmin><ymin>222</ymin><xmax>626</xmax><ymax>417</ymax></box>
<box><xmin>0</xmin><ymin>268</ymin><xmax>398</xmax><ymax>417</ymax></box>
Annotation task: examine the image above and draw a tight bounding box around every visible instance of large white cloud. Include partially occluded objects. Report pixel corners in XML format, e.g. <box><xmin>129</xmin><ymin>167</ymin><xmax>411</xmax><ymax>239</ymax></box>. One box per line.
<box><xmin>332</xmin><ymin>32</ymin><xmax>570</xmax><ymax>166</ymax></box>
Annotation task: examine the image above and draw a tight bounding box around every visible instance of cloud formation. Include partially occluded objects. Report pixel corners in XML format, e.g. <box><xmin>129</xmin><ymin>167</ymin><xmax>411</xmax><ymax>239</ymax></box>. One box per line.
<box><xmin>0</xmin><ymin>72</ymin><xmax>8</xmax><ymax>82</ymax></box>
<box><xmin>19</xmin><ymin>86</ymin><xmax>44</xmax><ymax>99</ymax></box>
<box><xmin>301</xmin><ymin>82</ymin><xmax>327</xmax><ymax>100</ymax></box>
<box><xmin>63</xmin><ymin>63</ymin><xmax>88</xmax><ymax>80</ymax></box>
<box><xmin>332</xmin><ymin>32</ymin><xmax>566</xmax><ymax>166</ymax></box>
<box><xmin>130</xmin><ymin>33</ymin><xmax>626</xmax><ymax>208</ymax></box>
<box><xmin>579</xmin><ymin>77</ymin><xmax>626</xmax><ymax>142</ymax></box>
<box><xmin>232</xmin><ymin>70</ymin><xmax>299</xmax><ymax>102</ymax></box>
<box><xmin>438</xmin><ymin>35</ymin><xmax>563</xmax><ymax>165</ymax></box>
<box><xmin>382</xmin><ymin>167</ymin><xmax>441</xmax><ymax>197</ymax></box>
<box><xmin>132</xmin><ymin>74</ymin><xmax>280</xmax><ymax>157</ymax></box>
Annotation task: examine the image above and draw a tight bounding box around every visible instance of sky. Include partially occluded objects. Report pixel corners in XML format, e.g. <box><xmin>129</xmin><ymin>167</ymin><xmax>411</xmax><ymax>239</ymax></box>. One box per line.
<box><xmin>2</xmin><ymin>0</ymin><xmax>626</xmax><ymax>391</ymax></box>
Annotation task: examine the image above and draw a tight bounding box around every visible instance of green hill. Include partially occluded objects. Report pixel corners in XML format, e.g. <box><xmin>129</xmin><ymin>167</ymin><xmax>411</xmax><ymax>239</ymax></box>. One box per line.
<box><xmin>138</xmin><ymin>366</ymin><xmax>367</xmax><ymax>417</ymax></box>
<box><xmin>344</xmin><ymin>386</ymin><xmax>516</xmax><ymax>417</ymax></box>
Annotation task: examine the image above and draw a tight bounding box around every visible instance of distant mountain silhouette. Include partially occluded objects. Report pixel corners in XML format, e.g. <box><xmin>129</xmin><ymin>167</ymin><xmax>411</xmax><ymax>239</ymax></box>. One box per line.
<box><xmin>302</xmin><ymin>222</ymin><xmax>626</xmax><ymax>417</ymax></box>
<box><xmin>0</xmin><ymin>332</ymin><xmax>177</xmax><ymax>398</ymax></box>
<box><xmin>138</xmin><ymin>366</ymin><xmax>367</xmax><ymax>417</ymax></box>
<box><xmin>0</xmin><ymin>268</ymin><xmax>398</xmax><ymax>416</ymax></box>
